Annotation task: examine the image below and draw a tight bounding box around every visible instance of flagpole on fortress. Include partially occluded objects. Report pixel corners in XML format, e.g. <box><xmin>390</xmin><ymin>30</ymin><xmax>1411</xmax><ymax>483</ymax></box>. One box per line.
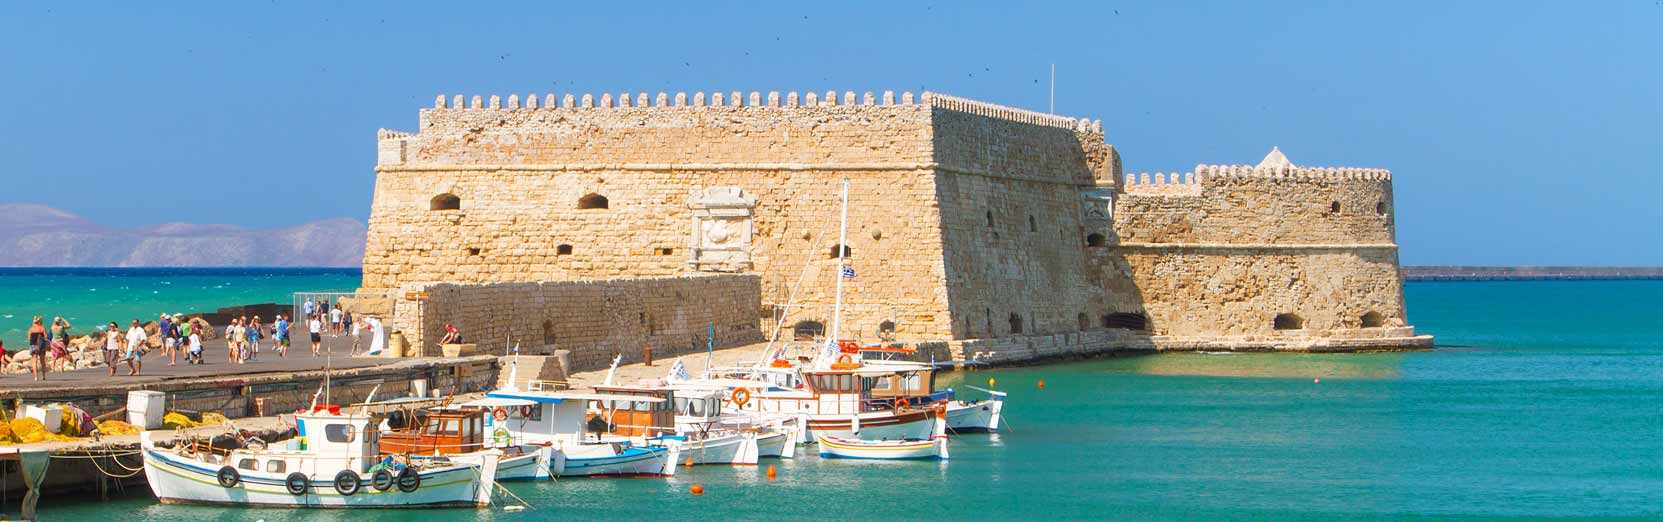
<box><xmin>829</xmin><ymin>179</ymin><xmax>850</xmax><ymax>355</ymax></box>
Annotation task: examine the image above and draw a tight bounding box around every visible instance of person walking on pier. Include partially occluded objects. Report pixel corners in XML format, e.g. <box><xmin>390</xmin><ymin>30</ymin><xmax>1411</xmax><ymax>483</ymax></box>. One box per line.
<box><xmin>349</xmin><ymin>316</ymin><xmax>363</xmax><ymax>355</ymax></box>
<box><xmin>103</xmin><ymin>321</ymin><xmax>122</xmax><ymax>376</ymax></box>
<box><xmin>49</xmin><ymin>317</ymin><xmax>72</xmax><ymax>372</ymax></box>
<box><xmin>330</xmin><ymin>305</ymin><xmax>343</xmax><ymax>336</ymax></box>
<box><xmin>185</xmin><ymin>327</ymin><xmax>204</xmax><ymax>365</ymax></box>
<box><xmin>247</xmin><ymin>315</ymin><xmax>263</xmax><ymax>361</ymax></box>
<box><xmin>226</xmin><ymin>318</ymin><xmax>244</xmax><ymax>364</ymax></box>
<box><xmin>274</xmin><ymin>314</ymin><xmax>290</xmax><ymax>357</ymax></box>
<box><xmin>124</xmin><ymin>319</ymin><xmax>146</xmax><ymax>376</ymax></box>
<box><xmin>308</xmin><ymin>314</ymin><xmax>323</xmax><ymax>356</ymax></box>
<box><xmin>27</xmin><ymin>316</ymin><xmax>47</xmax><ymax>381</ymax></box>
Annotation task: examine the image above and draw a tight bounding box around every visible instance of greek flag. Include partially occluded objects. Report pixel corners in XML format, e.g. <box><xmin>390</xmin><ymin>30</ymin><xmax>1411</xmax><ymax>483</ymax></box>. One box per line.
<box><xmin>667</xmin><ymin>360</ymin><xmax>691</xmax><ymax>382</ymax></box>
<box><xmin>840</xmin><ymin>265</ymin><xmax>856</xmax><ymax>279</ymax></box>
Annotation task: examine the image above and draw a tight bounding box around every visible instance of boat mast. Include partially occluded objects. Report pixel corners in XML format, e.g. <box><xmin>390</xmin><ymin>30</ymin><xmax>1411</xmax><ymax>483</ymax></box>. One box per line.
<box><xmin>829</xmin><ymin>179</ymin><xmax>850</xmax><ymax>356</ymax></box>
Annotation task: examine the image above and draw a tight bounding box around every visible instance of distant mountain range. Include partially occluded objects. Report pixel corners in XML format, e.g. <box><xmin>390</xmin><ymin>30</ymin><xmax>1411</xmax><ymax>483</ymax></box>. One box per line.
<box><xmin>0</xmin><ymin>204</ymin><xmax>365</xmax><ymax>267</ymax></box>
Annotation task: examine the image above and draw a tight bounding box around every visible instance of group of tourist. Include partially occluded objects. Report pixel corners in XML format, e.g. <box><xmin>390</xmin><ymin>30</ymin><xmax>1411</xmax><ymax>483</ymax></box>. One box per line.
<box><xmin>12</xmin><ymin>315</ymin><xmax>162</xmax><ymax>380</ymax></box>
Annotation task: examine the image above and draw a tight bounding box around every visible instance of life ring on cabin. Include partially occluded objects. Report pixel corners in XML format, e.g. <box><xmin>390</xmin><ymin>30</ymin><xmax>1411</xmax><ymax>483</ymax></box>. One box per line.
<box><xmin>770</xmin><ymin>359</ymin><xmax>792</xmax><ymax>368</ymax></box>
<box><xmin>370</xmin><ymin>469</ymin><xmax>395</xmax><ymax>491</ymax></box>
<box><xmin>334</xmin><ymin>469</ymin><xmax>362</xmax><ymax>496</ymax></box>
<box><xmin>284</xmin><ymin>472</ymin><xmax>310</xmax><ymax>496</ymax></box>
<box><xmin>494</xmin><ymin>427</ymin><xmax>513</xmax><ymax>447</ymax></box>
<box><xmin>893</xmin><ymin>397</ymin><xmax>908</xmax><ymax>411</ymax></box>
<box><xmin>836</xmin><ymin>354</ymin><xmax>853</xmax><ymax>365</ymax></box>
<box><xmin>492</xmin><ymin>407</ymin><xmax>509</xmax><ymax>422</ymax></box>
<box><xmin>731</xmin><ymin>388</ymin><xmax>752</xmax><ymax>408</ymax></box>
<box><xmin>396</xmin><ymin>467</ymin><xmax>422</xmax><ymax>493</ymax></box>
<box><xmin>519</xmin><ymin>404</ymin><xmax>536</xmax><ymax>417</ymax></box>
<box><xmin>216</xmin><ymin>466</ymin><xmax>240</xmax><ymax>488</ymax></box>
<box><xmin>831</xmin><ymin>354</ymin><xmax>860</xmax><ymax>370</ymax></box>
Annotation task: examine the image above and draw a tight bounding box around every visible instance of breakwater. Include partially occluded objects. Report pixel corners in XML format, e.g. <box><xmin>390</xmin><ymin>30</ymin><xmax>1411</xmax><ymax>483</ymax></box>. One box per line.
<box><xmin>1404</xmin><ymin>266</ymin><xmax>1663</xmax><ymax>281</ymax></box>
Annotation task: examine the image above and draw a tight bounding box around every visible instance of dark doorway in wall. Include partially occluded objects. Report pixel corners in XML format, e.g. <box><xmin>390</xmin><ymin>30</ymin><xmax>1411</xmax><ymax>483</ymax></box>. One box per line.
<box><xmin>1274</xmin><ymin>313</ymin><xmax>1304</xmax><ymax>330</ymax></box>
<box><xmin>431</xmin><ymin>193</ymin><xmax>460</xmax><ymax>211</ymax></box>
<box><xmin>793</xmin><ymin>320</ymin><xmax>824</xmax><ymax>341</ymax></box>
<box><xmin>1102</xmin><ymin>313</ymin><xmax>1148</xmax><ymax>331</ymax></box>
<box><xmin>1086</xmin><ymin>233</ymin><xmax>1106</xmax><ymax>247</ymax></box>
<box><xmin>578</xmin><ymin>193</ymin><xmax>609</xmax><ymax>209</ymax></box>
<box><xmin>1361</xmin><ymin>311</ymin><xmax>1385</xmax><ymax>328</ymax></box>
<box><xmin>1008</xmin><ymin>313</ymin><xmax>1024</xmax><ymax>335</ymax></box>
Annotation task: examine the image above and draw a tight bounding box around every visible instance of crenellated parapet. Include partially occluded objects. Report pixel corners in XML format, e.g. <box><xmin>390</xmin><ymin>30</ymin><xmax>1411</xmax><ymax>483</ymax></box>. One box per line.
<box><xmin>1120</xmin><ymin>171</ymin><xmax>1204</xmax><ymax>196</ymax></box>
<box><xmin>427</xmin><ymin>89</ymin><xmax>926</xmax><ymax>109</ymax></box>
<box><xmin>924</xmin><ymin>92</ymin><xmax>1103</xmax><ymax>135</ymax></box>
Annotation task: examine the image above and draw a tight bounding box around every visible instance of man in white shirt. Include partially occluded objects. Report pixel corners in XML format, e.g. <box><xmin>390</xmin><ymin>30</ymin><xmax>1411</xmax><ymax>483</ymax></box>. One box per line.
<box><xmin>330</xmin><ymin>307</ymin><xmax>344</xmax><ymax>335</ymax></box>
<box><xmin>124</xmin><ymin>319</ymin><xmax>147</xmax><ymax>376</ymax></box>
<box><xmin>309</xmin><ymin>316</ymin><xmax>323</xmax><ymax>356</ymax></box>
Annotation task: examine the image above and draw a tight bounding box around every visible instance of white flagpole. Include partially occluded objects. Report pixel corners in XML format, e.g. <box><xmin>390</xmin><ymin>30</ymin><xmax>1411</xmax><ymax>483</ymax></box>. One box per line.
<box><xmin>829</xmin><ymin>179</ymin><xmax>850</xmax><ymax>353</ymax></box>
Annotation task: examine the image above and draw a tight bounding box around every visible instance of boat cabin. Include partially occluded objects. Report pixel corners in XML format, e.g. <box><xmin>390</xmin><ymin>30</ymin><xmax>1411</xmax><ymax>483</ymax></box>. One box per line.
<box><xmin>479</xmin><ymin>390</ymin><xmax>668</xmax><ymax>446</ymax></box>
<box><xmin>379</xmin><ymin>408</ymin><xmax>485</xmax><ymax>455</ymax></box>
<box><xmin>591</xmin><ymin>385</ymin><xmax>677</xmax><ymax>438</ymax></box>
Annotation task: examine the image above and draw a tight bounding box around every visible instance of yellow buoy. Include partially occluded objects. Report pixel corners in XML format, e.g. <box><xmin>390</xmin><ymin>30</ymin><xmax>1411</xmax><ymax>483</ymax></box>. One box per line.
<box><xmin>987</xmin><ymin>377</ymin><xmax>997</xmax><ymax>387</ymax></box>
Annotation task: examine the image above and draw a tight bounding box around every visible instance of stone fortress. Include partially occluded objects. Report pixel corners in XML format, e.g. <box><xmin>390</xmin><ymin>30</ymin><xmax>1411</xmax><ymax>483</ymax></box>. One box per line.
<box><xmin>358</xmin><ymin>89</ymin><xmax>1431</xmax><ymax>371</ymax></box>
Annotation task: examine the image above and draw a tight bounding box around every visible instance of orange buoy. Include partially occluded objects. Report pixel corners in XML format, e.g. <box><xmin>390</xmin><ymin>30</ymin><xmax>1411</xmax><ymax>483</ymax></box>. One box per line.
<box><xmin>684</xmin><ymin>456</ymin><xmax>694</xmax><ymax>467</ymax></box>
<box><xmin>766</xmin><ymin>465</ymin><xmax>777</xmax><ymax>480</ymax></box>
<box><xmin>690</xmin><ymin>484</ymin><xmax>705</xmax><ymax>495</ymax></box>
<box><xmin>1037</xmin><ymin>379</ymin><xmax>1046</xmax><ymax>390</ymax></box>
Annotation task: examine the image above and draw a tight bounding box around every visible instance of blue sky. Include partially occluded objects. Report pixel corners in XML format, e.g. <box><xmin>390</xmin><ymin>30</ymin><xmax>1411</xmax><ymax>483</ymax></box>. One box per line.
<box><xmin>2</xmin><ymin>1</ymin><xmax>1659</xmax><ymax>265</ymax></box>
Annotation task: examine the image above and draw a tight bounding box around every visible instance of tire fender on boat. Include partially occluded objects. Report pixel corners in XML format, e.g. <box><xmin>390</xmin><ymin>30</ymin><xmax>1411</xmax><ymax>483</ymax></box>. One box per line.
<box><xmin>396</xmin><ymin>467</ymin><xmax>421</xmax><ymax>493</ymax></box>
<box><xmin>334</xmin><ymin>469</ymin><xmax>362</xmax><ymax>496</ymax></box>
<box><xmin>216</xmin><ymin>466</ymin><xmax>240</xmax><ymax>488</ymax></box>
<box><xmin>284</xmin><ymin>472</ymin><xmax>309</xmax><ymax>496</ymax></box>
<box><xmin>370</xmin><ymin>469</ymin><xmax>395</xmax><ymax>491</ymax></box>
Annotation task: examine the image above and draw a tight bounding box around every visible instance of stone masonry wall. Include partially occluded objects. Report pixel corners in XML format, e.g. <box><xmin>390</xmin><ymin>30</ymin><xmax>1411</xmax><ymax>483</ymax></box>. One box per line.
<box><xmin>366</xmin><ymin>91</ymin><xmax>956</xmax><ymax>341</ymax></box>
<box><xmin>391</xmin><ymin>275</ymin><xmax>763</xmax><ymax>372</ymax></box>
<box><xmin>1102</xmin><ymin>164</ymin><xmax>1411</xmax><ymax>340</ymax></box>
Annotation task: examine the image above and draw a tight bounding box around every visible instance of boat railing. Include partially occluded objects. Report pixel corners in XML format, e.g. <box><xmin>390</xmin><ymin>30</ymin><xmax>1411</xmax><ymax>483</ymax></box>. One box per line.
<box><xmin>526</xmin><ymin>380</ymin><xmax>571</xmax><ymax>392</ymax></box>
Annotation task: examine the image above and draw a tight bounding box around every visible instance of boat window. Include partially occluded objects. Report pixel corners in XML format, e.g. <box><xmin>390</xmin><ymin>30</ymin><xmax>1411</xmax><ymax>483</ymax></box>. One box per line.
<box><xmin>867</xmin><ymin>377</ymin><xmax>890</xmax><ymax>392</ymax></box>
<box><xmin>905</xmin><ymin>374</ymin><xmax>923</xmax><ymax>393</ymax></box>
<box><xmin>706</xmin><ymin>398</ymin><xmax>719</xmax><ymax>415</ymax></box>
<box><xmin>440</xmin><ymin>419</ymin><xmax>460</xmax><ymax>435</ymax></box>
<box><xmin>325</xmin><ymin>423</ymin><xmax>356</xmax><ymax>443</ymax></box>
<box><xmin>266</xmin><ymin>460</ymin><xmax>285</xmax><ymax>473</ymax></box>
<box><xmin>674</xmin><ymin>398</ymin><xmax>689</xmax><ymax>414</ymax></box>
<box><xmin>634</xmin><ymin>401</ymin><xmax>654</xmax><ymax>412</ymax></box>
<box><xmin>238</xmin><ymin>458</ymin><xmax>258</xmax><ymax>471</ymax></box>
<box><xmin>526</xmin><ymin>405</ymin><xmax>544</xmax><ymax>422</ymax></box>
<box><xmin>838</xmin><ymin>375</ymin><xmax>855</xmax><ymax>392</ymax></box>
<box><xmin>688</xmin><ymin>399</ymin><xmax>704</xmax><ymax>417</ymax></box>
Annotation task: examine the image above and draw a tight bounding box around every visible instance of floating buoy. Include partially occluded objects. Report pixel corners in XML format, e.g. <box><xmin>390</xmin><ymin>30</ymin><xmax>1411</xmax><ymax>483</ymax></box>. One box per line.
<box><xmin>1313</xmin><ymin>378</ymin><xmax>1321</xmax><ymax>384</ymax></box>
<box><xmin>766</xmin><ymin>465</ymin><xmax>777</xmax><ymax>480</ymax></box>
<box><xmin>690</xmin><ymin>484</ymin><xmax>705</xmax><ymax>495</ymax></box>
<box><xmin>1037</xmin><ymin>379</ymin><xmax>1046</xmax><ymax>390</ymax></box>
<box><xmin>684</xmin><ymin>456</ymin><xmax>694</xmax><ymax>467</ymax></box>
<box><xmin>987</xmin><ymin>377</ymin><xmax>997</xmax><ymax>387</ymax></box>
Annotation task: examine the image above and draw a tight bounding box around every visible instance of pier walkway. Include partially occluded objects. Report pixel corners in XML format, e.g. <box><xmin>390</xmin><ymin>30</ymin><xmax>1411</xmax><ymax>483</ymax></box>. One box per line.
<box><xmin>0</xmin><ymin>332</ymin><xmax>382</xmax><ymax>392</ymax></box>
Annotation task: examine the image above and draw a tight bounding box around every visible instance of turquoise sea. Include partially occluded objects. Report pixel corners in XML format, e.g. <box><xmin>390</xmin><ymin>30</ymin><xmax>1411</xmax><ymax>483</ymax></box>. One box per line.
<box><xmin>12</xmin><ymin>273</ymin><xmax>1663</xmax><ymax>520</ymax></box>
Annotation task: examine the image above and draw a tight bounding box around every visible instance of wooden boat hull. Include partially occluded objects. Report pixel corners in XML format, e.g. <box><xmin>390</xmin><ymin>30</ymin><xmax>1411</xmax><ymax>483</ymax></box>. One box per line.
<box><xmin>557</xmin><ymin>443</ymin><xmax>679</xmax><ymax>477</ymax></box>
<box><xmin>805</xmin><ymin>409</ymin><xmax>934</xmax><ymax>441</ymax></box>
<box><xmin>945</xmin><ymin>397</ymin><xmax>1003</xmax><ymax>432</ymax></box>
<box><xmin>815</xmin><ymin>435</ymin><xmax>946</xmax><ymax>460</ymax></box>
<box><xmin>142</xmin><ymin>447</ymin><xmax>494</xmax><ymax>508</ymax></box>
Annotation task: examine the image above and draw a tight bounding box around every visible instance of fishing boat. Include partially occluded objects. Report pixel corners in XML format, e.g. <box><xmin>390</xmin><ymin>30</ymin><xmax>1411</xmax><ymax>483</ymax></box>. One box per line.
<box><xmin>599</xmin><ymin>383</ymin><xmax>797</xmax><ymax>464</ymax></box>
<box><xmin>817</xmin><ymin>405</ymin><xmax>949</xmax><ymax>460</ymax></box>
<box><xmin>140</xmin><ymin>406</ymin><xmax>502</xmax><ymax>508</ymax></box>
<box><xmin>481</xmin><ymin>383</ymin><xmax>681</xmax><ymax>477</ymax></box>
<box><xmin>379</xmin><ymin>406</ymin><xmax>555</xmax><ymax>481</ymax></box>
<box><xmin>943</xmin><ymin>386</ymin><xmax>1006</xmax><ymax>432</ymax></box>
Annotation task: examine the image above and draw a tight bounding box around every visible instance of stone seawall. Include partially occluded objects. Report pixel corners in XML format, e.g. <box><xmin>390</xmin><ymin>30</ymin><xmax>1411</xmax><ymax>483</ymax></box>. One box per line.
<box><xmin>906</xmin><ymin>329</ymin><xmax>1433</xmax><ymax>367</ymax></box>
<box><xmin>392</xmin><ymin>275</ymin><xmax>763</xmax><ymax>372</ymax></box>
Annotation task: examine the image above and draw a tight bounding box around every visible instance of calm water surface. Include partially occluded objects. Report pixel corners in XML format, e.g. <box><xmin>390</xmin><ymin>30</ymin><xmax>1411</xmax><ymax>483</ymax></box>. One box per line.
<box><xmin>26</xmin><ymin>278</ymin><xmax>1663</xmax><ymax>520</ymax></box>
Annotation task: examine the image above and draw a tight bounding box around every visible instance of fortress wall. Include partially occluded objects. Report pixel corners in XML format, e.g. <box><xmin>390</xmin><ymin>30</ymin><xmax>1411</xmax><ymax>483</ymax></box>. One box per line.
<box><xmin>366</xmin><ymin>92</ymin><xmax>956</xmax><ymax>342</ymax></box>
<box><xmin>927</xmin><ymin>102</ymin><xmax>1111</xmax><ymax>339</ymax></box>
<box><xmin>1100</xmin><ymin>164</ymin><xmax>1409</xmax><ymax>339</ymax></box>
<box><xmin>392</xmin><ymin>275</ymin><xmax>763</xmax><ymax>371</ymax></box>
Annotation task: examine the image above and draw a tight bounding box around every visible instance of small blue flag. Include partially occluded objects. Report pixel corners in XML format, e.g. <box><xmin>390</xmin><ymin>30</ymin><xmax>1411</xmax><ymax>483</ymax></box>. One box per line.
<box><xmin>840</xmin><ymin>266</ymin><xmax>856</xmax><ymax>279</ymax></box>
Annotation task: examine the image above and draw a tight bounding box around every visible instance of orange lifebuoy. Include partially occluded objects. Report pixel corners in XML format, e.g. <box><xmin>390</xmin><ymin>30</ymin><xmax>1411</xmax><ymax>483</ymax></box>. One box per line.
<box><xmin>836</xmin><ymin>354</ymin><xmax>852</xmax><ymax>365</ymax></box>
<box><xmin>731</xmin><ymin>388</ymin><xmax>752</xmax><ymax>408</ymax></box>
<box><xmin>770</xmin><ymin>358</ymin><xmax>792</xmax><ymax>368</ymax></box>
<box><xmin>492</xmin><ymin>407</ymin><xmax>508</xmax><ymax>422</ymax></box>
<box><xmin>893</xmin><ymin>397</ymin><xmax>907</xmax><ymax>411</ymax></box>
<box><xmin>831</xmin><ymin>353</ymin><xmax>860</xmax><ymax>370</ymax></box>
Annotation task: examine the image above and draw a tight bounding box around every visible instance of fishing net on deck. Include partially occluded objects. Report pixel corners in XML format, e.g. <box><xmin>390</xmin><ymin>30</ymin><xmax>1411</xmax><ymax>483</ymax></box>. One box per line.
<box><xmin>97</xmin><ymin>420</ymin><xmax>141</xmax><ymax>436</ymax></box>
<box><xmin>200</xmin><ymin>412</ymin><xmax>228</xmax><ymax>426</ymax></box>
<box><xmin>8</xmin><ymin>418</ymin><xmax>47</xmax><ymax>443</ymax></box>
<box><xmin>162</xmin><ymin>412</ymin><xmax>198</xmax><ymax>430</ymax></box>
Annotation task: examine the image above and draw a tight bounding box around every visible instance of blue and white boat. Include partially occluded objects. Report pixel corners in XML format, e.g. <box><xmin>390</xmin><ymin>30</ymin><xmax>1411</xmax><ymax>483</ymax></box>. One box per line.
<box><xmin>481</xmin><ymin>384</ymin><xmax>681</xmax><ymax>477</ymax></box>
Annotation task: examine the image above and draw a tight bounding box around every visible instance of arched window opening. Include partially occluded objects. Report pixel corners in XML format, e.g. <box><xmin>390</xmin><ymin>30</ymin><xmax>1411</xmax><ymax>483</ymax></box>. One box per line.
<box><xmin>877</xmin><ymin>320</ymin><xmax>897</xmax><ymax>340</ymax></box>
<box><xmin>828</xmin><ymin>244</ymin><xmax>852</xmax><ymax>259</ymax></box>
<box><xmin>1375</xmin><ymin>202</ymin><xmax>1386</xmax><ymax>216</ymax></box>
<box><xmin>1329</xmin><ymin>201</ymin><xmax>1341</xmax><ymax>214</ymax></box>
<box><xmin>1077</xmin><ymin>313</ymin><xmax>1090</xmax><ymax>331</ymax></box>
<box><xmin>1361</xmin><ymin>311</ymin><xmax>1385</xmax><ymax>328</ymax></box>
<box><xmin>984</xmin><ymin>308</ymin><xmax>993</xmax><ymax>338</ymax></box>
<box><xmin>655</xmin><ymin>247</ymin><xmax>675</xmax><ymax>256</ymax></box>
<box><xmin>578</xmin><ymin>193</ymin><xmax>609</xmax><ymax>210</ymax></box>
<box><xmin>1086</xmin><ymin>233</ymin><xmax>1106</xmax><ymax>247</ymax></box>
<box><xmin>1273</xmin><ymin>313</ymin><xmax>1304</xmax><ymax>331</ymax></box>
<box><xmin>1102</xmin><ymin>313</ymin><xmax>1148</xmax><ymax>331</ymax></box>
<box><xmin>541</xmin><ymin>320</ymin><xmax>556</xmax><ymax>346</ymax></box>
<box><xmin>792</xmin><ymin>320</ymin><xmax>825</xmax><ymax>341</ymax></box>
<box><xmin>1028</xmin><ymin>215</ymin><xmax>1037</xmax><ymax>232</ymax></box>
<box><xmin>985</xmin><ymin>211</ymin><xmax>995</xmax><ymax>227</ymax></box>
<box><xmin>556</xmin><ymin>244</ymin><xmax>573</xmax><ymax>255</ymax></box>
<box><xmin>466</xmin><ymin>247</ymin><xmax>481</xmax><ymax>256</ymax></box>
<box><xmin>430</xmin><ymin>193</ymin><xmax>460</xmax><ymax>211</ymax></box>
<box><xmin>1008</xmin><ymin>313</ymin><xmax>1024</xmax><ymax>335</ymax></box>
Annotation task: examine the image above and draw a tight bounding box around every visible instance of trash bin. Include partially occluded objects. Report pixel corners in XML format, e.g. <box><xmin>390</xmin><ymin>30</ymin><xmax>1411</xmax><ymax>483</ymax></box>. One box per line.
<box><xmin>128</xmin><ymin>390</ymin><xmax>166</xmax><ymax>430</ymax></box>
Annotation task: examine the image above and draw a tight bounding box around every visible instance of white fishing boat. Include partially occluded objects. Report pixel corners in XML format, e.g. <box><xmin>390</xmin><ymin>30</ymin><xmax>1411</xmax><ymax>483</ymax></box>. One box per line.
<box><xmin>817</xmin><ymin>406</ymin><xmax>949</xmax><ymax>460</ymax></box>
<box><xmin>944</xmin><ymin>386</ymin><xmax>1006</xmax><ymax>432</ymax></box>
<box><xmin>380</xmin><ymin>404</ymin><xmax>556</xmax><ymax>481</ymax></box>
<box><xmin>625</xmin><ymin>384</ymin><xmax>798</xmax><ymax>464</ymax></box>
<box><xmin>141</xmin><ymin>407</ymin><xmax>502</xmax><ymax>508</ymax></box>
<box><xmin>481</xmin><ymin>384</ymin><xmax>681</xmax><ymax>477</ymax></box>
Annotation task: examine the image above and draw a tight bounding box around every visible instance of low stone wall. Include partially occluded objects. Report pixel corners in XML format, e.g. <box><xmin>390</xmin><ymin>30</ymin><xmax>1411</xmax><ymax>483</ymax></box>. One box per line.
<box><xmin>392</xmin><ymin>275</ymin><xmax>763</xmax><ymax>373</ymax></box>
<box><xmin>903</xmin><ymin>328</ymin><xmax>1433</xmax><ymax>366</ymax></box>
